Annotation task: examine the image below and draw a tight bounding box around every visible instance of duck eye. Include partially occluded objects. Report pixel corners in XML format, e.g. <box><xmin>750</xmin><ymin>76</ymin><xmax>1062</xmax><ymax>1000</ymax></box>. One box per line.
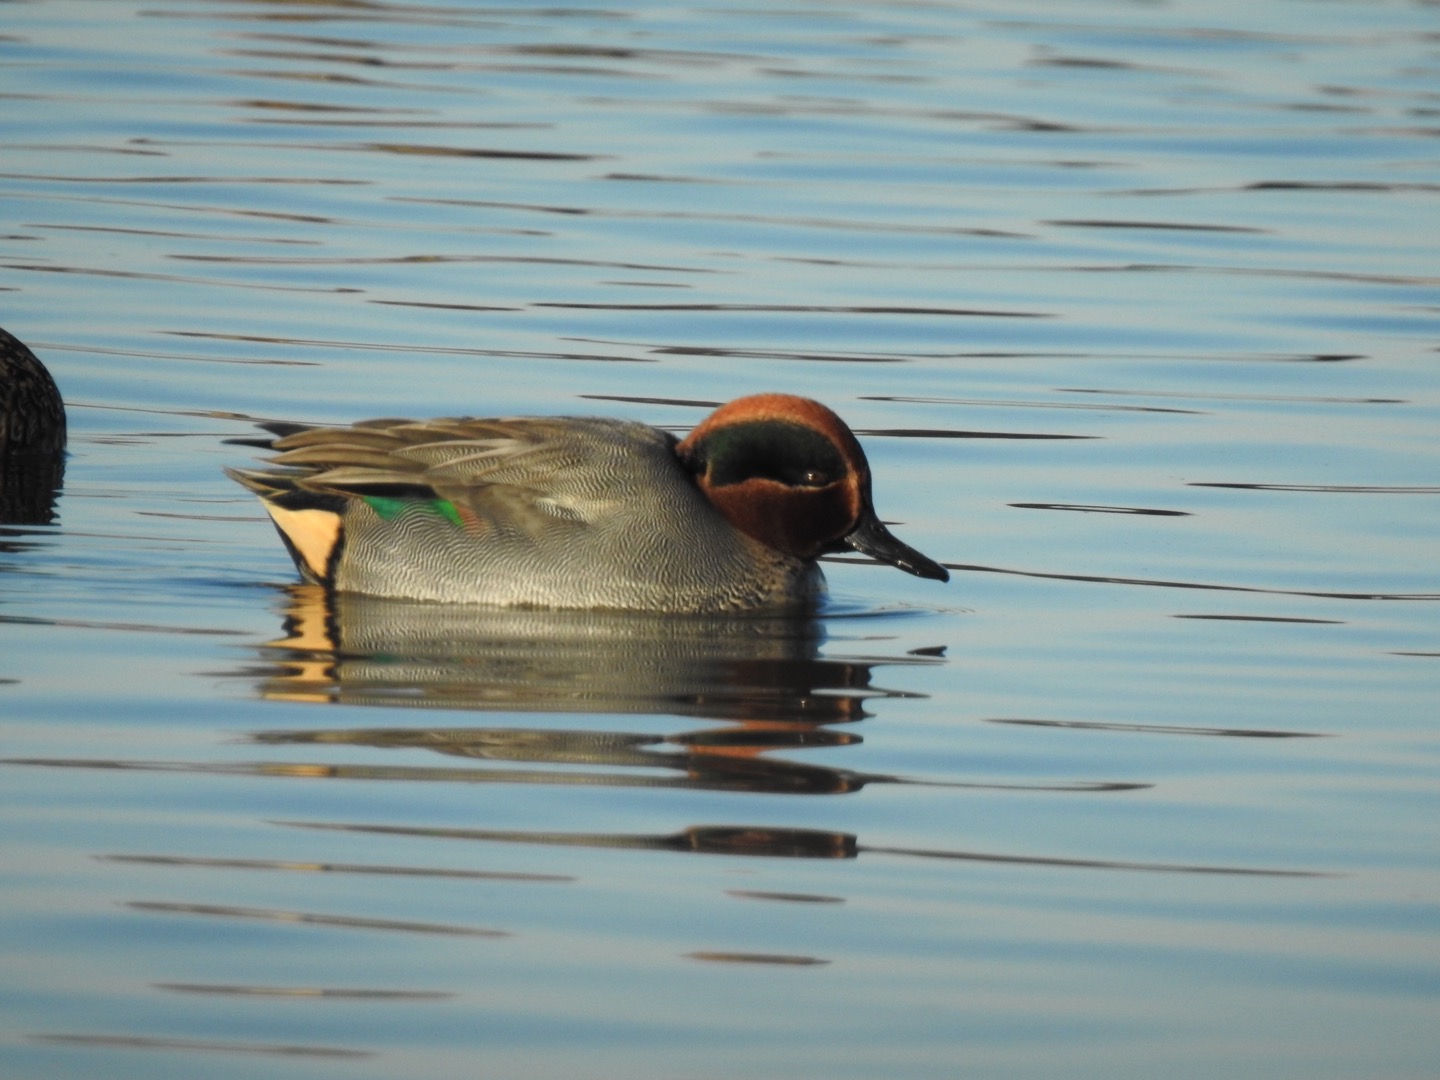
<box><xmin>798</xmin><ymin>468</ymin><xmax>829</xmax><ymax>487</ymax></box>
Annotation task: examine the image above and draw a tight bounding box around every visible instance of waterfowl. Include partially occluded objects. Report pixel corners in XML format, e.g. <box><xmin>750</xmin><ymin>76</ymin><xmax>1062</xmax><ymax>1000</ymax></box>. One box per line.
<box><xmin>0</xmin><ymin>326</ymin><xmax>66</xmax><ymax>461</ymax></box>
<box><xmin>227</xmin><ymin>393</ymin><xmax>948</xmax><ymax>612</ymax></box>
<box><xmin>1</xmin><ymin>326</ymin><xmax>67</xmax><ymax>525</ymax></box>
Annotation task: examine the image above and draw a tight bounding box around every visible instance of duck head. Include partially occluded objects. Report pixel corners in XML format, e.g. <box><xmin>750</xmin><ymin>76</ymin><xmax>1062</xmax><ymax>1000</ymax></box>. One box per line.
<box><xmin>676</xmin><ymin>394</ymin><xmax>949</xmax><ymax>582</ymax></box>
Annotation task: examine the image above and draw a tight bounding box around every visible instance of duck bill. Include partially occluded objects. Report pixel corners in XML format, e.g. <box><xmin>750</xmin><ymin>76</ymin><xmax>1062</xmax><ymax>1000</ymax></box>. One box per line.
<box><xmin>842</xmin><ymin>513</ymin><xmax>949</xmax><ymax>582</ymax></box>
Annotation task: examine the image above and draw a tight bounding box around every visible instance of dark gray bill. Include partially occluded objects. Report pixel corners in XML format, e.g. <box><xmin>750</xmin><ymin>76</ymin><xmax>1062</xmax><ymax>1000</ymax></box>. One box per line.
<box><xmin>843</xmin><ymin>513</ymin><xmax>949</xmax><ymax>582</ymax></box>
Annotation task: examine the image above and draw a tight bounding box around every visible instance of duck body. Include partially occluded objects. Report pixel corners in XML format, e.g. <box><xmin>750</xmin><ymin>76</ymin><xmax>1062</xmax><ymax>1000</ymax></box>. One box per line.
<box><xmin>1</xmin><ymin>326</ymin><xmax>66</xmax><ymax>461</ymax></box>
<box><xmin>1</xmin><ymin>326</ymin><xmax>67</xmax><ymax>525</ymax></box>
<box><xmin>228</xmin><ymin>394</ymin><xmax>947</xmax><ymax>613</ymax></box>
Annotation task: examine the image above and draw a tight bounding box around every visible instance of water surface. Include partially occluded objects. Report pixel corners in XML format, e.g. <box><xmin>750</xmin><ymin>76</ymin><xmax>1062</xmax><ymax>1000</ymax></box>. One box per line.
<box><xmin>2</xmin><ymin>2</ymin><xmax>1438</xmax><ymax>1078</ymax></box>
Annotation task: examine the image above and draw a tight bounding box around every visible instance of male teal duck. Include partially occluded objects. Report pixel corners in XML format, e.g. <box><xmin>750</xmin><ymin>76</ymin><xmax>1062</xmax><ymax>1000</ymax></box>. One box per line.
<box><xmin>227</xmin><ymin>393</ymin><xmax>948</xmax><ymax>612</ymax></box>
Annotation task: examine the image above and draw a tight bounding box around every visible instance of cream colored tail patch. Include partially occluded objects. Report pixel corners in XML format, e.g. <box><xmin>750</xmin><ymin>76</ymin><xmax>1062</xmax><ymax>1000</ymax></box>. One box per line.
<box><xmin>261</xmin><ymin>500</ymin><xmax>341</xmax><ymax>580</ymax></box>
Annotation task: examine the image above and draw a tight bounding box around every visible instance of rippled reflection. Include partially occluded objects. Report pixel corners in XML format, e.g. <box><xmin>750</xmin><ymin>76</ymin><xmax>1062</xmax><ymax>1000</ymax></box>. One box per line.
<box><xmin>256</xmin><ymin>583</ymin><xmax>907</xmax><ymax>721</ymax></box>
<box><xmin>30</xmin><ymin>1034</ymin><xmax>370</xmax><ymax>1060</ymax></box>
<box><xmin>241</xmin><ymin>584</ymin><xmax>951</xmax><ymax>797</ymax></box>
<box><xmin>0</xmin><ymin>452</ymin><xmax>63</xmax><ymax>527</ymax></box>
<box><xmin>277</xmin><ymin>819</ymin><xmax>1324</xmax><ymax>877</ymax></box>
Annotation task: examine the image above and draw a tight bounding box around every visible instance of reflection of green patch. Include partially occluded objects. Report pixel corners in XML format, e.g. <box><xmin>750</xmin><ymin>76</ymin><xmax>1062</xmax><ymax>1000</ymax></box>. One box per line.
<box><xmin>362</xmin><ymin>495</ymin><xmax>463</xmax><ymax>528</ymax></box>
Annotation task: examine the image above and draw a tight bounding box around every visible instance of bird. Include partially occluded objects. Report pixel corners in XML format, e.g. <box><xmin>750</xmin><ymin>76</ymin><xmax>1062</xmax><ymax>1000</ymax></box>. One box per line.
<box><xmin>227</xmin><ymin>393</ymin><xmax>948</xmax><ymax>612</ymax></box>
<box><xmin>0</xmin><ymin>326</ymin><xmax>66</xmax><ymax>462</ymax></box>
<box><xmin>1</xmin><ymin>326</ymin><xmax>67</xmax><ymax>525</ymax></box>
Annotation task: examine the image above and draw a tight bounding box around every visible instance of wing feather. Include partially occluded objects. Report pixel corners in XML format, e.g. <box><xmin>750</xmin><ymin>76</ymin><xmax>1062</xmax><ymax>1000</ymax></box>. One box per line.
<box><xmin>233</xmin><ymin>415</ymin><xmax>666</xmax><ymax>539</ymax></box>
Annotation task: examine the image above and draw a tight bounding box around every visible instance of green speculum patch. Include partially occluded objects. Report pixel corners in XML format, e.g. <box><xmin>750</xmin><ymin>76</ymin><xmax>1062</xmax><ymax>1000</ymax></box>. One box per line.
<box><xmin>361</xmin><ymin>494</ymin><xmax>463</xmax><ymax>527</ymax></box>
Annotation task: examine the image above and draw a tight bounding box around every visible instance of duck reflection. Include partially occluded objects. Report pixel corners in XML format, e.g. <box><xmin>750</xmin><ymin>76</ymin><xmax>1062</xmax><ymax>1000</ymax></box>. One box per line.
<box><xmin>249</xmin><ymin>585</ymin><xmax>942</xmax><ymax>797</ymax></box>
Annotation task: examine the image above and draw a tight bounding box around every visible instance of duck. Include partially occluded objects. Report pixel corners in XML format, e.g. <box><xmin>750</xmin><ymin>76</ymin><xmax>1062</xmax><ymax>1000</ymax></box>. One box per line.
<box><xmin>227</xmin><ymin>393</ymin><xmax>948</xmax><ymax>612</ymax></box>
<box><xmin>1</xmin><ymin>326</ymin><xmax>67</xmax><ymax>462</ymax></box>
<box><xmin>1</xmin><ymin>326</ymin><xmax>67</xmax><ymax>525</ymax></box>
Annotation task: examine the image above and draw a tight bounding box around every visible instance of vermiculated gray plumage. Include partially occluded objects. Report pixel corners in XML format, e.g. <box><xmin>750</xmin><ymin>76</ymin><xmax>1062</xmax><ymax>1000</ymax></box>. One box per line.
<box><xmin>228</xmin><ymin>415</ymin><xmax>820</xmax><ymax>612</ymax></box>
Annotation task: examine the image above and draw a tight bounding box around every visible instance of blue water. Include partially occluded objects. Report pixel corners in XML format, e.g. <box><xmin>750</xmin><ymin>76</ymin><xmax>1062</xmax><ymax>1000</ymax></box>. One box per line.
<box><xmin>2</xmin><ymin>1</ymin><xmax>1438</xmax><ymax>1077</ymax></box>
